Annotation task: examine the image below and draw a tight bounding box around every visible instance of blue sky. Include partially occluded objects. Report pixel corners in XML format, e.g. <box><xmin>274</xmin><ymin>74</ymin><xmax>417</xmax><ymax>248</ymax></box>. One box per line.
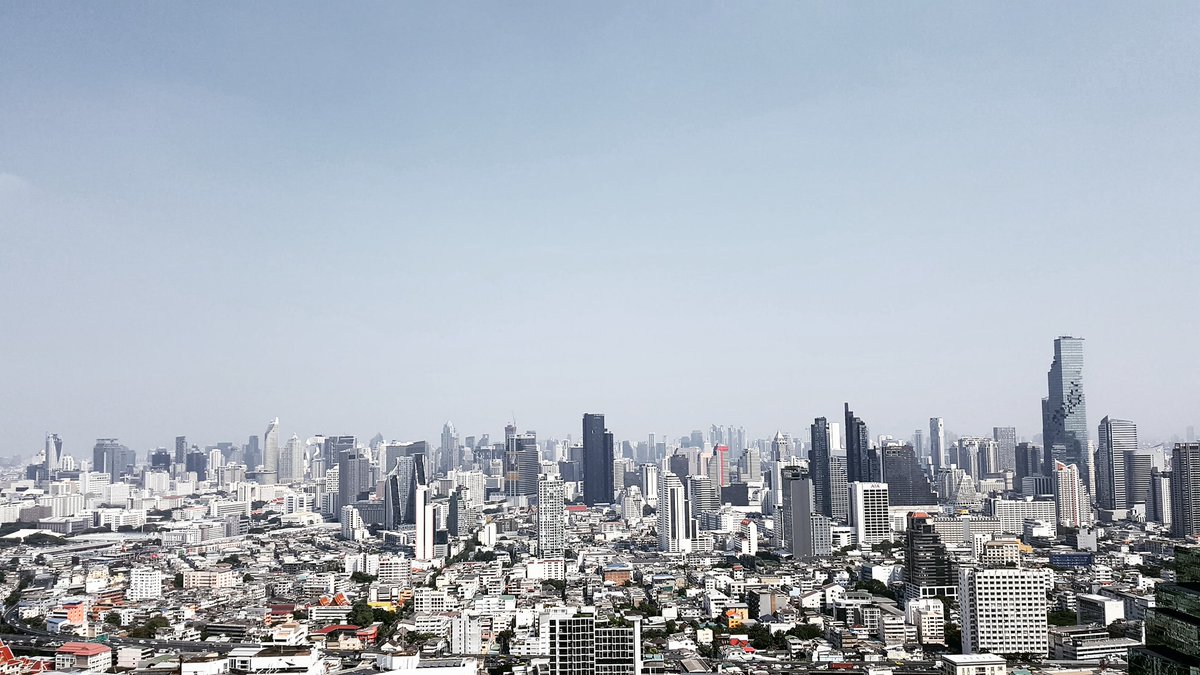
<box><xmin>2</xmin><ymin>3</ymin><xmax>1198</xmax><ymax>455</ymax></box>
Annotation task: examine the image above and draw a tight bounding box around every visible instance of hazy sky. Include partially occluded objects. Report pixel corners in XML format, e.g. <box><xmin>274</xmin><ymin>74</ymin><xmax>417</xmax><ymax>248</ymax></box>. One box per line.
<box><xmin>2</xmin><ymin>3</ymin><xmax>1198</xmax><ymax>457</ymax></box>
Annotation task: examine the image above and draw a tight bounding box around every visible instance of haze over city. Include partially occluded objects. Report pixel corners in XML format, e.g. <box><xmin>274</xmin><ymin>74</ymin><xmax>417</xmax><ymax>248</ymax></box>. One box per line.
<box><xmin>2</xmin><ymin>3</ymin><xmax>1198</xmax><ymax>451</ymax></box>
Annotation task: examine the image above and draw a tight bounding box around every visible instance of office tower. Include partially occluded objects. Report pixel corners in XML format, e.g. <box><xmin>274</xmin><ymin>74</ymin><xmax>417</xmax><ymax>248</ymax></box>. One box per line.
<box><xmin>277</xmin><ymin>434</ymin><xmax>303</xmax><ymax>483</ymax></box>
<box><xmin>537</xmin><ymin>476</ymin><xmax>566</xmax><ymax>560</ymax></box>
<box><xmin>1148</xmin><ymin>468</ymin><xmax>1172</xmax><ymax>525</ymax></box>
<box><xmin>1096</xmin><ymin>416</ymin><xmax>1135</xmax><ymax>510</ymax></box>
<box><xmin>174</xmin><ymin>435</ymin><xmax>187</xmax><ymax>465</ymax></box>
<box><xmin>913</xmin><ymin>428</ymin><xmax>925</xmax><ymax>461</ymax></box>
<box><xmin>44</xmin><ymin>433</ymin><xmax>62</xmax><ymax>475</ymax></box>
<box><xmin>582</xmin><ymin>413</ymin><xmax>614</xmax><ymax>506</ymax></box>
<box><xmin>414</xmin><ymin>484</ymin><xmax>434</xmax><ymax>559</ymax></box>
<box><xmin>321</xmin><ymin>435</ymin><xmax>356</xmax><ymax>473</ymax></box>
<box><xmin>712</xmin><ymin>444</ymin><xmax>731</xmax><ymax>487</ymax></box>
<box><xmin>263</xmin><ymin>418</ymin><xmax>280</xmax><ymax>483</ymax></box>
<box><xmin>93</xmin><ymin>438</ymin><xmax>117</xmax><ymax>474</ymax></box>
<box><xmin>1129</xmin><ymin>576</ymin><xmax>1200</xmax><ymax>675</ymax></box>
<box><xmin>1015</xmin><ymin>442</ymin><xmax>1042</xmax><ymax>489</ymax></box>
<box><xmin>185</xmin><ymin>449</ymin><xmax>208</xmax><ymax>481</ymax></box>
<box><xmin>954</xmin><ymin>438</ymin><xmax>980</xmax><ymax>478</ymax></box>
<box><xmin>930</xmin><ymin>418</ymin><xmax>946</xmax><ymax>472</ymax></box>
<box><xmin>505</xmin><ymin>431</ymin><xmax>540</xmax><ymax>497</ymax></box>
<box><xmin>904</xmin><ymin>512</ymin><xmax>955</xmax><ymax>601</ymax></box>
<box><xmin>845</xmin><ymin>404</ymin><xmax>878</xmax><ymax>483</ymax></box>
<box><xmin>959</xmin><ymin>567</ymin><xmax>1049</xmax><ymax>655</ymax></box>
<box><xmin>150</xmin><ymin>449</ymin><xmax>172</xmax><ymax>470</ymax></box>
<box><xmin>687</xmin><ymin>475</ymin><xmax>720</xmax><ymax>531</ymax></box>
<box><xmin>1053</xmin><ymin>461</ymin><xmax>1088</xmax><ymax>528</ymax></box>
<box><xmin>384</xmin><ymin>453</ymin><xmax>425</xmax><ymax>529</ymax></box>
<box><xmin>849</xmin><ymin>482</ymin><xmax>890</xmax><ymax>546</ymax></box>
<box><xmin>739</xmin><ymin>447</ymin><xmax>762</xmax><ymax>482</ymax></box>
<box><xmin>245</xmin><ymin>435</ymin><xmax>261</xmax><ymax>470</ymax></box>
<box><xmin>440</xmin><ymin>421</ymin><xmax>459</xmax><ymax>474</ymax></box>
<box><xmin>881</xmin><ymin>445</ymin><xmax>938</xmax><ymax>505</ymax></box>
<box><xmin>1171</xmin><ymin>443</ymin><xmax>1200</xmax><ymax>537</ymax></box>
<box><xmin>640</xmin><ymin>464</ymin><xmax>659</xmax><ymax>507</ymax></box>
<box><xmin>992</xmin><ymin>427</ymin><xmax>1017</xmax><ymax>472</ymax></box>
<box><xmin>1042</xmin><ymin>336</ymin><xmax>1089</xmax><ymax>486</ymax></box>
<box><xmin>770</xmin><ymin>431</ymin><xmax>789</xmax><ymax>462</ymax></box>
<box><xmin>779</xmin><ymin>466</ymin><xmax>805</xmax><ymax>553</ymax></box>
<box><xmin>1124</xmin><ymin>451</ymin><xmax>1153</xmax><ymax>509</ymax></box>
<box><xmin>810</xmin><ymin>420</ymin><xmax>833</xmax><ymax>518</ymax></box>
<box><xmin>830</xmin><ymin>455</ymin><xmax>849</xmax><ymax>522</ymax></box>
<box><xmin>337</xmin><ymin>448</ymin><xmax>373</xmax><ymax>511</ymax></box>
<box><xmin>657</xmin><ymin>472</ymin><xmax>691</xmax><ymax>553</ymax></box>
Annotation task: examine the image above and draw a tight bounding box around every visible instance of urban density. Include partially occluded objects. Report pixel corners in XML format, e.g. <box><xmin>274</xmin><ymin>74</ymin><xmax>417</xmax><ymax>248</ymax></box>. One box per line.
<box><xmin>0</xmin><ymin>336</ymin><xmax>1197</xmax><ymax>675</ymax></box>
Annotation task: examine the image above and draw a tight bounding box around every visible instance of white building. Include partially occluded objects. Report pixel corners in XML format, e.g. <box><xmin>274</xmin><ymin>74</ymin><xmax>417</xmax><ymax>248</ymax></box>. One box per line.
<box><xmin>127</xmin><ymin>568</ymin><xmax>163</xmax><ymax>601</ymax></box>
<box><xmin>538</xmin><ymin>476</ymin><xmax>566</xmax><ymax>559</ymax></box>
<box><xmin>940</xmin><ymin>654</ymin><xmax>1006</xmax><ymax>675</ymax></box>
<box><xmin>657</xmin><ymin>473</ymin><xmax>690</xmax><ymax>554</ymax></box>
<box><xmin>849</xmin><ymin>482</ymin><xmax>890</xmax><ymax>546</ymax></box>
<box><xmin>906</xmin><ymin>598</ymin><xmax>945</xmax><ymax>645</ymax></box>
<box><xmin>1053</xmin><ymin>461</ymin><xmax>1090</xmax><ymax>528</ymax></box>
<box><xmin>959</xmin><ymin>566</ymin><xmax>1049</xmax><ymax>656</ymax></box>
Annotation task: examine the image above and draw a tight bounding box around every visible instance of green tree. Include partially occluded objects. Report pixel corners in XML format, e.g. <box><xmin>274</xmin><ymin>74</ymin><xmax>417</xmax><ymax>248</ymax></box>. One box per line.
<box><xmin>173</xmin><ymin>572</ymin><xmax>184</xmax><ymax>588</ymax></box>
<box><xmin>104</xmin><ymin>612</ymin><xmax>122</xmax><ymax>627</ymax></box>
<box><xmin>350</xmin><ymin>572</ymin><xmax>377</xmax><ymax>584</ymax></box>
<box><xmin>1048</xmin><ymin>610</ymin><xmax>1077</xmax><ymax>626</ymax></box>
<box><xmin>349</xmin><ymin>599</ymin><xmax>375</xmax><ymax>627</ymax></box>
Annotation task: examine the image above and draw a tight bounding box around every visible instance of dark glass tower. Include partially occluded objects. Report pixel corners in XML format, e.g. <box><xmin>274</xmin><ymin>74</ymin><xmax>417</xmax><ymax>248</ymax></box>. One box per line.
<box><xmin>1015</xmin><ymin>442</ymin><xmax>1042</xmax><ymax>487</ymax></box>
<box><xmin>1171</xmin><ymin>443</ymin><xmax>1200</xmax><ymax>538</ymax></box>
<box><xmin>1129</xmin><ymin>575</ymin><xmax>1200</xmax><ymax>675</ymax></box>
<box><xmin>903</xmin><ymin>512</ymin><xmax>955</xmax><ymax>601</ymax></box>
<box><xmin>809</xmin><ymin>418</ymin><xmax>833</xmax><ymax>518</ymax></box>
<box><xmin>844</xmin><ymin>403</ymin><xmax>878</xmax><ymax>483</ymax></box>
<box><xmin>1041</xmin><ymin>336</ymin><xmax>1088</xmax><ymax>484</ymax></box>
<box><xmin>881</xmin><ymin>445</ymin><xmax>937</xmax><ymax>505</ymax></box>
<box><xmin>582</xmin><ymin>413</ymin><xmax>614</xmax><ymax>505</ymax></box>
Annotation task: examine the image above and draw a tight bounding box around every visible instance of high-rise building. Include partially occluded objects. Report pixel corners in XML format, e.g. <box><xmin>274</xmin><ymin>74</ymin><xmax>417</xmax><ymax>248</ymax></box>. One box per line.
<box><xmin>687</xmin><ymin>475</ymin><xmax>720</xmax><ymax>531</ymax></box>
<box><xmin>712</xmin><ymin>444</ymin><xmax>731</xmax><ymax>487</ymax></box>
<box><xmin>849</xmin><ymin>482</ymin><xmax>890</xmax><ymax>546</ymax></box>
<box><xmin>1171</xmin><ymin>443</ymin><xmax>1200</xmax><ymax>538</ymax></box>
<box><xmin>845</xmin><ymin>404</ymin><xmax>878</xmax><ymax>483</ymax></box>
<box><xmin>505</xmin><ymin>431</ymin><xmax>540</xmax><ymax>497</ymax></box>
<box><xmin>440</xmin><ymin>421</ymin><xmax>459</xmax><ymax>474</ymax></box>
<box><xmin>127</xmin><ymin>568</ymin><xmax>163</xmax><ymax>602</ymax></box>
<box><xmin>1124</xmin><ymin>451</ymin><xmax>1153</xmax><ymax>509</ymax></box>
<box><xmin>174</xmin><ymin>435</ymin><xmax>188</xmax><ymax>466</ymax></box>
<box><xmin>93</xmin><ymin>438</ymin><xmax>118</xmax><ymax>474</ymax></box>
<box><xmin>1147</xmin><ymin>468</ymin><xmax>1172</xmax><ymax>526</ymax></box>
<box><xmin>930</xmin><ymin>418</ymin><xmax>946</xmax><ymax>473</ymax></box>
<box><xmin>913</xmin><ymin>428</ymin><xmax>926</xmax><ymax>462</ymax></box>
<box><xmin>321</xmin><ymin>435</ymin><xmax>356</xmax><ymax>474</ymax></box>
<box><xmin>959</xmin><ymin>567</ymin><xmax>1049</xmax><ymax>655</ymax></box>
<box><xmin>337</xmin><ymin>448</ymin><xmax>373</xmax><ymax>512</ymax></box>
<box><xmin>1128</xmin><ymin>558</ymin><xmax>1200</xmax><ymax>675</ymax></box>
<box><xmin>263</xmin><ymin>418</ymin><xmax>280</xmax><ymax>484</ymax></box>
<box><xmin>245</xmin><ymin>435</ymin><xmax>261</xmax><ymax>470</ymax></box>
<box><xmin>782</xmin><ymin>465</ymin><xmax>830</xmax><ymax>558</ymax></box>
<box><xmin>739</xmin><ymin>446</ymin><xmax>762</xmax><ymax>482</ymax></box>
<box><xmin>1042</xmin><ymin>336</ymin><xmax>1089</xmax><ymax>486</ymax></box>
<box><xmin>414</xmin><ymin>484</ymin><xmax>434</xmax><ymax>559</ymax></box>
<box><xmin>1096</xmin><ymin>416</ymin><xmax>1135</xmax><ymax>511</ymax></box>
<box><xmin>810</xmin><ymin>419</ymin><xmax>833</xmax><ymax>518</ymax></box>
<box><xmin>539</xmin><ymin>608</ymin><xmax>640</xmax><ymax>675</ymax></box>
<box><xmin>538</xmin><ymin>476</ymin><xmax>566</xmax><ymax>561</ymax></box>
<box><xmin>904</xmin><ymin>512</ymin><xmax>955</xmax><ymax>601</ymax></box>
<box><xmin>44</xmin><ymin>433</ymin><xmax>62</xmax><ymax>476</ymax></box>
<box><xmin>1015</xmin><ymin>442</ymin><xmax>1042</xmax><ymax>490</ymax></box>
<box><xmin>881</xmin><ymin>445</ymin><xmax>937</xmax><ymax>505</ymax></box>
<box><xmin>992</xmin><ymin>427</ymin><xmax>1017</xmax><ymax>472</ymax></box>
<box><xmin>384</xmin><ymin>453</ymin><xmax>425</xmax><ymax>529</ymax></box>
<box><xmin>657</xmin><ymin>472</ymin><xmax>690</xmax><ymax>554</ymax></box>
<box><xmin>830</xmin><ymin>455</ymin><xmax>849</xmax><ymax>522</ymax></box>
<box><xmin>279</xmin><ymin>434</ymin><xmax>305</xmax><ymax>483</ymax></box>
<box><xmin>1052</xmin><ymin>461</ymin><xmax>1088</xmax><ymax>528</ymax></box>
<box><xmin>582</xmin><ymin>413</ymin><xmax>614</xmax><ymax>506</ymax></box>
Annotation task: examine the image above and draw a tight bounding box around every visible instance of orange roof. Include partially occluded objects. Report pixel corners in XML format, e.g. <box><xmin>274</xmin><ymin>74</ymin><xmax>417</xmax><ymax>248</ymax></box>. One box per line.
<box><xmin>58</xmin><ymin>643</ymin><xmax>110</xmax><ymax>656</ymax></box>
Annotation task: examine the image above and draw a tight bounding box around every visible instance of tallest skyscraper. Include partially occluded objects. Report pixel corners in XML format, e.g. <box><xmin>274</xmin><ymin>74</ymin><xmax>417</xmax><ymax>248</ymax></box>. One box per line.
<box><xmin>1041</xmin><ymin>336</ymin><xmax>1088</xmax><ymax>485</ymax></box>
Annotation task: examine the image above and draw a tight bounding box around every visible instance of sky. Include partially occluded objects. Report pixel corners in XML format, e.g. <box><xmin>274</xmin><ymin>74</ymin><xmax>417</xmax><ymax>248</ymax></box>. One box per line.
<box><xmin>2</xmin><ymin>3</ymin><xmax>1199</xmax><ymax>457</ymax></box>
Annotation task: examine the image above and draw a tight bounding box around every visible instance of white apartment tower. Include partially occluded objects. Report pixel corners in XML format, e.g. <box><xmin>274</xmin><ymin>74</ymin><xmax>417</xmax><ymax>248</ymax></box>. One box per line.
<box><xmin>127</xmin><ymin>567</ymin><xmax>163</xmax><ymax>601</ymax></box>
<box><xmin>1053</xmin><ymin>461</ymin><xmax>1089</xmax><ymax>528</ymax></box>
<box><xmin>849</xmin><ymin>482</ymin><xmax>891</xmax><ymax>546</ymax></box>
<box><xmin>263</xmin><ymin>417</ymin><xmax>280</xmax><ymax>483</ymax></box>
<box><xmin>538</xmin><ymin>476</ymin><xmax>566</xmax><ymax>559</ymax></box>
<box><xmin>959</xmin><ymin>566</ymin><xmax>1050</xmax><ymax>655</ymax></box>
<box><xmin>657</xmin><ymin>472</ymin><xmax>691</xmax><ymax>554</ymax></box>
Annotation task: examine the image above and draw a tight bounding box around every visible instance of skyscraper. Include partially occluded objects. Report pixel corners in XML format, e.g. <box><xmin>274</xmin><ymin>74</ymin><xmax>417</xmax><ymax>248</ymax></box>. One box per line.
<box><xmin>1170</xmin><ymin>443</ymin><xmax>1200</xmax><ymax>538</ymax></box>
<box><xmin>913</xmin><ymin>428</ymin><xmax>925</xmax><ymax>462</ymax></box>
<box><xmin>384</xmin><ymin>453</ymin><xmax>425</xmax><ymax>529</ymax></box>
<box><xmin>1096</xmin><ymin>416</ymin><xmax>1136</xmax><ymax>511</ymax></box>
<box><xmin>414</xmin><ymin>484</ymin><xmax>434</xmax><ymax>560</ymax></box>
<box><xmin>991</xmin><ymin>426</ymin><xmax>1017</xmax><ymax>472</ymax></box>
<box><xmin>809</xmin><ymin>419</ymin><xmax>833</xmax><ymax>518</ymax></box>
<box><xmin>904</xmin><ymin>512</ymin><xmax>955</xmax><ymax>601</ymax></box>
<box><xmin>337</xmin><ymin>448</ymin><xmax>373</xmax><ymax>511</ymax></box>
<box><xmin>880</xmin><ymin>445</ymin><xmax>937</xmax><ymax>505</ymax></box>
<box><xmin>44</xmin><ymin>433</ymin><xmax>62</xmax><ymax>476</ymax></box>
<box><xmin>582</xmin><ymin>413</ymin><xmax>614</xmax><ymax>506</ymax></box>
<box><xmin>245</xmin><ymin>435</ymin><xmax>261</xmax><ymax>470</ymax></box>
<box><xmin>657</xmin><ymin>472</ymin><xmax>690</xmax><ymax>553</ymax></box>
<box><xmin>440</xmin><ymin>421</ymin><xmax>459</xmax><ymax>474</ymax></box>
<box><xmin>505</xmin><ymin>431</ymin><xmax>540</xmax><ymax>497</ymax></box>
<box><xmin>829</xmin><ymin>455</ymin><xmax>849</xmax><ymax>522</ymax></box>
<box><xmin>174</xmin><ymin>435</ymin><xmax>187</xmax><ymax>465</ymax></box>
<box><xmin>537</xmin><ymin>476</ymin><xmax>566</xmax><ymax>560</ymax></box>
<box><xmin>1015</xmin><ymin>442</ymin><xmax>1042</xmax><ymax>490</ymax></box>
<box><xmin>1042</xmin><ymin>336</ymin><xmax>1089</xmax><ymax>485</ymax></box>
<box><xmin>93</xmin><ymin>438</ymin><xmax>121</xmax><ymax>474</ymax></box>
<box><xmin>930</xmin><ymin>417</ymin><xmax>946</xmax><ymax>473</ymax></box>
<box><xmin>845</xmin><ymin>404</ymin><xmax>878</xmax><ymax>483</ymax></box>
<box><xmin>687</xmin><ymin>475</ymin><xmax>720</xmax><ymax>531</ymax></box>
<box><xmin>1053</xmin><ymin>461</ymin><xmax>1088</xmax><ymax>528</ymax></box>
<box><xmin>849</xmin><ymin>482</ymin><xmax>890</xmax><ymax>546</ymax></box>
<box><xmin>263</xmin><ymin>418</ymin><xmax>280</xmax><ymax>484</ymax></box>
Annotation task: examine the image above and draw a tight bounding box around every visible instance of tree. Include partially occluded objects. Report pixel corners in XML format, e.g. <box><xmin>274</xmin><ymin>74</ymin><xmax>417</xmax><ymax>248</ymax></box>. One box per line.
<box><xmin>173</xmin><ymin>573</ymin><xmax>184</xmax><ymax>588</ymax></box>
<box><xmin>105</xmin><ymin>612</ymin><xmax>122</xmax><ymax>627</ymax></box>
<box><xmin>942</xmin><ymin>623</ymin><xmax>962</xmax><ymax>654</ymax></box>
<box><xmin>1048</xmin><ymin>610</ymin><xmax>1077</xmax><ymax>626</ymax></box>
<box><xmin>350</xmin><ymin>572</ymin><xmax>377</xmax><ymax>584</ymax></box>
<box><xmin>127</xmin><ymin>615</ymin><xmax>169</xmax><ymax>639</ymax></box>
<box><xmin>243</xmin><ymin>573</ymin><xmax>254</xmax><ymax>583</ymax></box>
<box><xmin>495</xmin><ymin>629</ymin><xmax>515</xmax><ymax>655</ymax></box>
<box><xmin>349</xmin><ymin>599</ymin><xmax>375</xmax><ymax>627</ymax></box>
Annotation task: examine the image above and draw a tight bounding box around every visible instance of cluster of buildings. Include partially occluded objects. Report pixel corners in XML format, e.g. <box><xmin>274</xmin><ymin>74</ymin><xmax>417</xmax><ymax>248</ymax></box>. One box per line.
<box><xmin>1</xmin><ymin>336</ymin><xmax>1198</xmax><ymax>675</ymax></box>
